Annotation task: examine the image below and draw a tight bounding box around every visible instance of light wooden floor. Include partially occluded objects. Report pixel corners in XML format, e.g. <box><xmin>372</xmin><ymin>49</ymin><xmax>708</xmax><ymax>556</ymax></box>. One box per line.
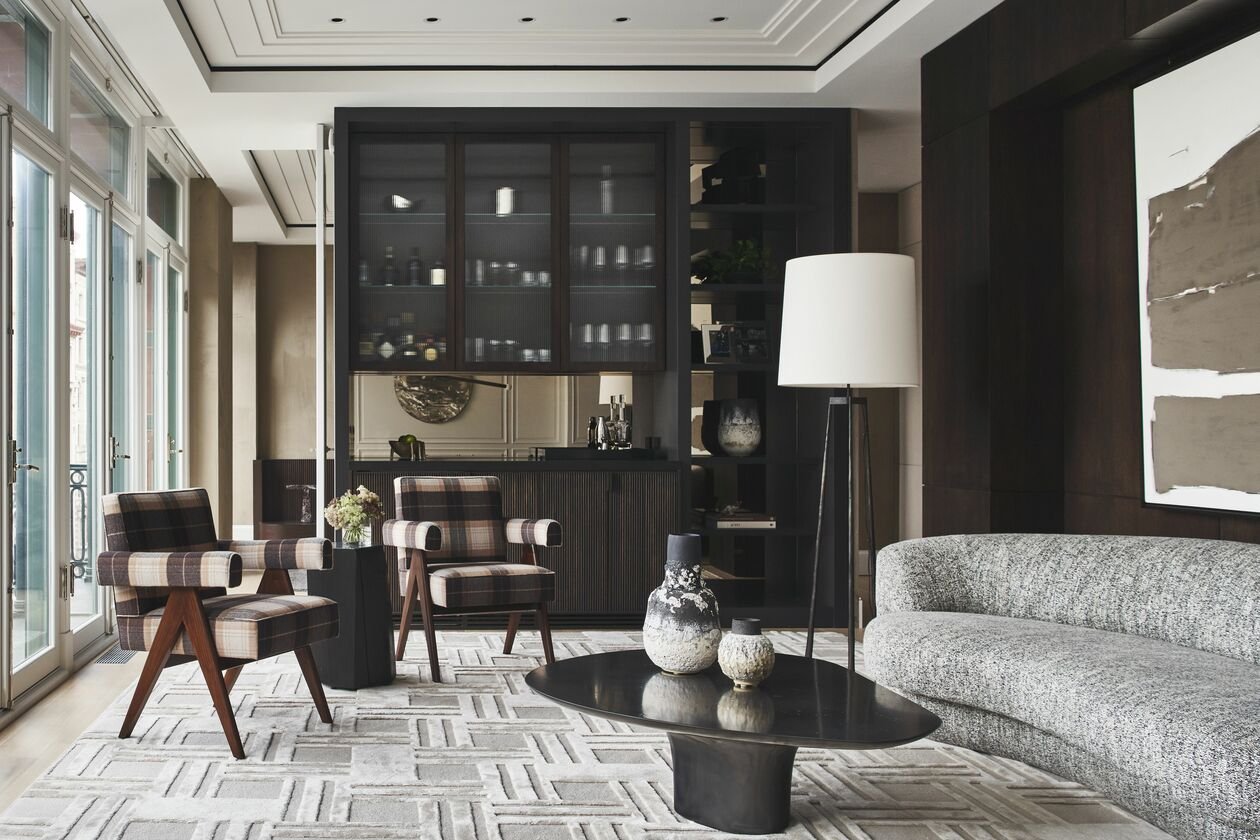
<box><xmin>0</xmin><ymin>655</ymin><xmax>143</xmax><ymax>812</ymax></box>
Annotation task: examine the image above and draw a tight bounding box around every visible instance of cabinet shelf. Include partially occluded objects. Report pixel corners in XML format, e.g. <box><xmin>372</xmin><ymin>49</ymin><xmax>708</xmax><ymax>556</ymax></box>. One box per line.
<box><xmin>690</xmin><ymin>203</ymin><xmax>813</xmax><ymax>214</ymax></box>
<box><xmin>359</xmin><ymin>285</ymin><xmax>448</xmax><ymax>293</ymax></box>
<box><xmin>690</xmin><ymin>283</ymin><xmax>783</xmax><ymax>303</ymax></box>
<box><xmin>360</xmin><ymin>212</ymin><xmax>446</xmax><ymax>225</ymax></box>
<box><xmin>691</xmin><ymin>362</ymin><xmax>774</xmax><ymax>372</ymax></box>
<box><xmin>571</xmin><ymin>284</ymin><xmax>657</xmax><ymax>292</ymax></box>
<box><xmin>466</xmin><ymin>285</ymin><xmax>553</xmax><ymax>294</ymax></box>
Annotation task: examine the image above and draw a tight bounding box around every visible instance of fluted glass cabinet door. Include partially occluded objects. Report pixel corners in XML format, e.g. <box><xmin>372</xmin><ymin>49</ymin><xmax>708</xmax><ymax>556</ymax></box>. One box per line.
<box><xmin>460</xmin><ymin>141</ymin><xmax>554</xmax><ymax>369</ymax></box>
<box><xmin>565</xmin><ymin>139</ymin><xmax>663</xmax><ymax>370</ymax></box>
<box><xmin>351</xmin><ymin>136</ymin><xmax>451</xmax><ymax>371</ymax></box>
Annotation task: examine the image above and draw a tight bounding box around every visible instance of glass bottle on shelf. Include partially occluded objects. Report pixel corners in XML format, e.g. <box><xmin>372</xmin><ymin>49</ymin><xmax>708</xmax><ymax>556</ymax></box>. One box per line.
<box><xmin>600</xmin><ymin>165</ymin><xmax>614</xmax><ymax>214</ymax></box>
<box><xmin>406</xmin><ymin>248</ymin><xmax>425</xmax><ymax>286</ymax></box>
<box><xmin>430</xmin><ymin>259</ymin><xmax>446</xmax><ymax>286</ymax></box>
<box><xmin>379</xmin><ymin>315</ymin><xmax>401</xmax><ymax>359</ymax></box>
<box><xmin>399</xmin><ymin>333</ymin><xmax>418</xmax><ymax>358</ymax></box>
<box><xmin>379</xmin><ymin>246</ymin><xmax>400</xmax><ymax>286</ymax></box>
<box><xmin>357</xmin><ymin>258</ymin><xmax>371</xmax><ymax>285</ymax></box>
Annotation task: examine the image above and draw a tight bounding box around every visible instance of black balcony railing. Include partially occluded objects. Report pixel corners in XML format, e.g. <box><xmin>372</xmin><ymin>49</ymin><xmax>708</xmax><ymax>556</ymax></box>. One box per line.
<box><xmin>69</xmin><ymin>463</ymin><xmax>91</xmax><ymax>581</ymax></box>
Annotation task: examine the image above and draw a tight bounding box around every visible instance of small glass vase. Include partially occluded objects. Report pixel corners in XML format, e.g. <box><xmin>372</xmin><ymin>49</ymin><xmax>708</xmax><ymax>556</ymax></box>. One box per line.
<box><xmin>339</xmin><ymin>527</ymin><xmax>370</xmax><ymax>549</ymax></box>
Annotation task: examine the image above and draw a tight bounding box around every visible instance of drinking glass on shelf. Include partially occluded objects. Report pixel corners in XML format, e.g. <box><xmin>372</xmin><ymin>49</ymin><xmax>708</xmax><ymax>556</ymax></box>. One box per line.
<box><xmin>597</xmin><ymin>323</ymin><xmax>612</xmax><ymax>362</ymax></box>
<box><xmin>488</xmin><ymin>261</ymin><xmax>502</xmax><ymax>285</ymax></box>
<box><xmin>539</xmin><ymin>348</ymin><xmax>552</xmax><ymax>363</ymax></box>
<box><xmin>522</xmin><ymin>348</ymin><xmax>538</xmax><ymax>363</ymax></box>
<box><xmin>522</xmin><ymin>270</ymin><xmax>537</xmax><ymax>287</ymax></box>
<box><xmin>538</xmin><ymin>270</ymin><xmax>551</xmax><ymax>287</ymax></box>
<box><xmin>592</xmin><ymin>246</ymin><xmax>607</xmax><ymax>277</ymax></box>
<box><xmin>640</xmin><ymin>244</ymin><xmax>655</xmax><ymax>272</ymax></box>
<box><xmin>575</xmin><ymin>245</ymin><xmax>589</xmax><ymax>273</ymax></box>
<box><xmin>616</xmin><ymin>322</ymin><xmax>633</xmax><ymax>361</ymax></box>
<box><xmin>474</xmin><ymin>337</ymin><xmax>486</xmax><ymax>362</ymax></box>
<box><xmin>505</xmin><ymin>261</ymin><xmax>520</xmax><ymax>285</ymax></box>
<box><xmin>473</xmin><ymin>259</ymin><xmax>486</xmax><ymax>285</ymax></box>
<box><xmin>614</xmin><ymin>245</ymin><xmax>630</xmax><ymax>283</ymax></box>
<box><xmin>637</xmin><ymin>322</ymin><xmax>654</xmax><ymax>361</ymax></box>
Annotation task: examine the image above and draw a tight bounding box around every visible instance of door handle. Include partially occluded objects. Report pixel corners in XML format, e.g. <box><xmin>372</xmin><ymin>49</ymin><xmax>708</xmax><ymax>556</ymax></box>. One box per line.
<box><xmin>14</xmin><ymin>463</ymin><xmax>38</xmax><ymax>472</ymax></box>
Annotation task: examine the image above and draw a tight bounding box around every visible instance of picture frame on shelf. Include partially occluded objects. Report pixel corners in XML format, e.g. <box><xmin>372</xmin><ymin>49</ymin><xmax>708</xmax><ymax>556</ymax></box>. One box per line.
<box><xmin>700</xmin><ymin>322</ymin><xmax>770</xmax><ymax>364</ymax></box>
<box><xmin>701</xmin><ymin>324</ymin><xmax>736</xmax><ymax>364</ymax></box>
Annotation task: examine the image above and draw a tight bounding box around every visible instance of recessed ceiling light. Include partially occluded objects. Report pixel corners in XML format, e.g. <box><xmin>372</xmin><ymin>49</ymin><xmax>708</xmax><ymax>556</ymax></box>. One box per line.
<box><xmin>426</xmin><ymin>17</ymin><xmax>439</xmax><ymax>22</ymax></box>
<box><xmin>520</xmin><ymin>16</ymin><xmax>535</xmax><ymax>22</ymax></box>
<box><xmin>330</xmin><ymin>17</ymin><xmax>344</xmax><ymax>23</ymax></box>
<box><xmin>711</xmin><ymin>16</ymin><xmax>727</xmax><ymax>22</ymax></box>
<box><xmin>615</xmin><ymin>16</ymin><xmax>630</xmax><ymax>22</ymax></box>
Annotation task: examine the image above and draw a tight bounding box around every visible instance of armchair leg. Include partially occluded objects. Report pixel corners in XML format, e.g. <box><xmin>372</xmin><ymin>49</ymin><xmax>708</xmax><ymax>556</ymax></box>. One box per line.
<box><xmin>223</xmin><ymin>665</ymin><xmax>245</xmax><ymax>694</ymax></box>
<box><xmin>294</xmin><ymin>645</ymin><xmax>333</xmax><ymax>724</ymax></box>
<box><xmin>416</xmin><ymin>563</ymin><xmax>442</xmax><ymax>683</ymax></box>
<box><xmin>536</xmin><ymin>605</ymin><xmax>556</xmax><ymax>665</ymax></box>
<box><xmin>397</xmin><ymin>560</ymin><xmax>419</xmax><ymax>661</ymax></box>
<box><xmin>119</xmin><ymin>601</ymin><xmax>184</xmax><ymax>740</ymax></box>
<box><xmin>177</xmin><ymin>590</ymin><xmax>246</xmax><ymax>760</ymax></box>
<box><xmin>503</xmin><ymin>613</ymin><xmax>521</xmax><ymax>654</ymax></box>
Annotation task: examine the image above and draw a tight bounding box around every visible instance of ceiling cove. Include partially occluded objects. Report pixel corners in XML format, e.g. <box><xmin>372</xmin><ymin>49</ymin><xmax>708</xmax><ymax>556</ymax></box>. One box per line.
<box><xmin>174</xmin><ymin>0</ymin><xmax>901</xmax><ymax>71</ymax></box>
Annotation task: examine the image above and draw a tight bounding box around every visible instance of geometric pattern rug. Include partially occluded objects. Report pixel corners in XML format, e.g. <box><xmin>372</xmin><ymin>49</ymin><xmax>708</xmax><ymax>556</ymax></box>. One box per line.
<box><xmin>0</xmin><ymin>630</ymin><xmax>1171</xmax><ymax>840</ymax></box>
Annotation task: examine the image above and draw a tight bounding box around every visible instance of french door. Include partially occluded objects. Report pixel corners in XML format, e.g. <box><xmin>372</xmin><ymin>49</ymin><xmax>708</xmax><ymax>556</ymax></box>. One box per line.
<box><xmin>67</xmin><ymin>184</ymin><xmax>109</xmax><ymax>650</ymax></box>
<box><xmin>6</xmin><ymin>142</ymin><xmax>57</xmax><ymax>697</ymax></box>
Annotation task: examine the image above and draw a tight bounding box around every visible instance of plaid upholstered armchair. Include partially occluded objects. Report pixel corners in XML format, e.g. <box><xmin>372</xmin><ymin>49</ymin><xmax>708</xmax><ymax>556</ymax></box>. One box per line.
<box><xmin>97</xmin><ymin>489</ymin><xmax>339</xmax><ymax>759</ymax></box>
<box><xmin>382</xmin><ymin>476</ymin><xmax>561</xmax><ymax>682</ymax></box>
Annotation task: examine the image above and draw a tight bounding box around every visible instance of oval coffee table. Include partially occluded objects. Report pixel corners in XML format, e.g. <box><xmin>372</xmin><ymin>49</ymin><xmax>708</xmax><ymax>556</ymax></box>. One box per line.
<box><xmin>525</xmin><ymin>649</ymin><xmax>940</xmax><ymax>835</ymax></box>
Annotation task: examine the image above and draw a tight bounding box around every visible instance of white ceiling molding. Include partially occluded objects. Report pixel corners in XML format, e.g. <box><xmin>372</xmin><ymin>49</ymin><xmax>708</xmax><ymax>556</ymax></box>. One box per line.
<box><xmin>177</xmin><ymin>0</ymin><xmax>894</xmax><ymax>68</ymax></box>
<box><xmin>84</xmin><ymin>0</ymin><xmax>1003</xmax><ymax>243</ymax></box>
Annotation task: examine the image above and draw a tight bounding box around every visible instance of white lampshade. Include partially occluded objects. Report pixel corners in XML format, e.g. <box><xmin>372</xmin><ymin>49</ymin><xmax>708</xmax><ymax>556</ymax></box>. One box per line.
<box><xmin>778</xmin><ymin>253</ymin><xmax>919</xmax><ymax>388</ymax></box>
<box><xmin>598</xmin><ymin>373</ymin><xmax>633</xmax><ymax>404</ymax></box>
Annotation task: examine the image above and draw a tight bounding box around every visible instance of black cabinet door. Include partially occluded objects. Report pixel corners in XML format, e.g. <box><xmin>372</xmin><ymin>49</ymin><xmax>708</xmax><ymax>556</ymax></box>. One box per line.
<box><xmin>609</xmin><ymin>471</ymin><xmax>680</xmax><ymax>613</ymax></box>
<box><xmin>562</xmin><ymin>137</ymin><xmax>666</xmax><ymax>371</ymax></box>
<box><xmin>457</xmin><ymin>139</ymin><xmax>559</xmax><ymax>371</ymax></box>
<box><xmin>349</xmin><ymin>134</ymin><xmax>454</xmax><ymax>372</ymax></box>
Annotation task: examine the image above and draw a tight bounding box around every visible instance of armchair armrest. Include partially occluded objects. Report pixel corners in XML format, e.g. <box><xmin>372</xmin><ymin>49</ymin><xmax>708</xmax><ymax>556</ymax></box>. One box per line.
<box><xmin>218</xmin><ymin>538</ymin><xmax>331</xmax><ymax>571</ymax></box>
<box><xmin>97</xmin><ymin>551</ymin><xmax>242</xmax><ymax>589</ymax></box>
<box><xmin>506</xmin><ymin>518</ymin><xmax>562</xmax><ymax>548</ymax></box>
<box><xmin>382</xmin><ymin>519</ymin><xmax>442</xmax><ymax>552</ymax></box>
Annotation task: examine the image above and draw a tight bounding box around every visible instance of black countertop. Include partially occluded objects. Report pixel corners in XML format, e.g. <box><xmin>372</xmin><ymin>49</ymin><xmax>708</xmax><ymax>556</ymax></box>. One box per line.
<box><xmin>351</xmin><ymin>457</ymin><xmax>681</xmax><ymax>472</ymax></box>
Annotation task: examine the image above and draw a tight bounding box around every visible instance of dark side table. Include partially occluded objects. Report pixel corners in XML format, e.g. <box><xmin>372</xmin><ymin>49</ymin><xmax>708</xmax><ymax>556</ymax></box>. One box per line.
<box><xmin>308</xmin><ymin>544</ymin><xmax>396</xmax><ymax>689</ymax></box>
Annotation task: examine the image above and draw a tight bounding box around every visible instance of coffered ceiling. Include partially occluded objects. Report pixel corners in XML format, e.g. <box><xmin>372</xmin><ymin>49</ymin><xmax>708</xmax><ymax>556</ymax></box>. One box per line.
<box><xmin>179</xmin><ymin>0</ymin><xmax>894</xmax><ymax>68</ymax></box>
<box><xmin>84</xmin><ymin>0</ymin><xmax>1003</xmax><ymax>243</ymax></box>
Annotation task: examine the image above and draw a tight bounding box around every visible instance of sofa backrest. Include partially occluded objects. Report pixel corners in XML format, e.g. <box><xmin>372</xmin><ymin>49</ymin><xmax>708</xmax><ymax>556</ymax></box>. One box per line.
<box><xmin>877</xmin><ymin>533</ymin><xmax>1260</xmax><ymax>666</ymax></box>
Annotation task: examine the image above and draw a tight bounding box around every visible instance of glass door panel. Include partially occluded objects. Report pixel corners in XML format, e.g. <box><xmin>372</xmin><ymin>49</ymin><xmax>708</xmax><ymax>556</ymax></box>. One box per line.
<box><xmin>165</xmin><ymin>261</ymin><xmax>185</xmax><ymax>487</ymax></box>
<box><xmin>68</xmin><ymin>192</ymin><xmax>105</xmax><ymax>637</ymax></box>
<box><xmin>567</xmin><ymin>140</ymin><xmax>662</xmax><ymax>368</ymax></box>
<box><xmin>351</xmin><ymin>137</ymin><xmax>449</xmax><ymax>371</ymax></box>
<box><xmin>10</xmin><ymin>150</ymin><xmax>52</xmax><ymax>690</ymax></box>
<box><xmin>109</xmin><ymin>224</ymin><xmax>133</xmax><ymax>491</ymax></box>
<box><xmin>462</xmin><ymin>141</ymin><xmax>553</xmax><ymax>369</ymax></box>
<box><xmin>143</xmin><ymin>250</ymin><xmax>159</xmax><ymax>489</ymax></box>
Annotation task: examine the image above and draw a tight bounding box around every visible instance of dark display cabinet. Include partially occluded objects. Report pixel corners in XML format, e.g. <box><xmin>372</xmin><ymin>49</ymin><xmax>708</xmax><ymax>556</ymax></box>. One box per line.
<box><xmin>342</xmin><ymin>122</ymin><xmax>665</xmax><ymax>374</ymax></box>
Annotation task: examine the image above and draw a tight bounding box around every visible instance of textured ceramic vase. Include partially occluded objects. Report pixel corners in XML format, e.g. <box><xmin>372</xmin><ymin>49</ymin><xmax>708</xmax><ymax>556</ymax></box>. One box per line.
<box><xmin>718</xmin><ymin>399</ymin><xmax>762</xmax><ymax>457</ymax></box>
<box><xmin>718</xmin><ymin>618</ymin><xmax>776</xmax><ymax>689</ymax></box>
<box><xmin>643</xmin><ymin>533</ymin><xmax>721</xmax><ymax>674</ymax></box>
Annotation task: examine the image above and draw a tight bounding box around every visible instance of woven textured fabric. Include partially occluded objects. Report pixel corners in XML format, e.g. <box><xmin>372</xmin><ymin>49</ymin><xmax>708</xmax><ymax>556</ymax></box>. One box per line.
<box><xmin>865</xmin><ymin>611</ymin><xmax>1260</xmax><ymax>832</ymax></box>
<box><xmin>876</xmin><ymin>533</ymin><xmax>1260</xmax><ymax>665</ymax></box>
<box><xmin>97</xmin><ymin>551</ymin><xmax>242</xmax><ymax>589</ymax></box>
<box><xmin>904</xmin><ymin>693</ymin><xmax>1249</xmax><ymax>840</ymax></box>
<box><xmin>101</xmin><ymin>490</ymin><xmax>221</xmax><ymax>617</ymax></box>
<box><xmin>393</xmin><ymin>476</ymin><xmax>506</xmax><ymax>564</ymax></box>
<box><xmin>381</xmin><ymin>519</ymin><xmax>442</xmax><ymax>552</ymax></box>
<box><xmin>505</xmin><ymin>518</ymin><xmax>562</xmax><ymax>547</ymax></box>
<box><xmin>117</xmin><ymin>594</ymin><xmax>339</xmax><ymax>660</ymax></box>
<box><xmin>428</xmin><ymin>563</ymin><xmax>556</xmax><ymax>608</ymax></box>
<box><xmin>218</xmin><ymin>538</ymin><xmax>331</xmax><ymax>571</ymax></box>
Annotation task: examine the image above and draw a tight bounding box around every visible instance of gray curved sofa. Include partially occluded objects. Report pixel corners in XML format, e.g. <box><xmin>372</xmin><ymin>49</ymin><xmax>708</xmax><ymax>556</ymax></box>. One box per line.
<box><xmin>864</xmin><ymin>534</ymin><xmax>1260</xmax><ymax>840</ymax></box>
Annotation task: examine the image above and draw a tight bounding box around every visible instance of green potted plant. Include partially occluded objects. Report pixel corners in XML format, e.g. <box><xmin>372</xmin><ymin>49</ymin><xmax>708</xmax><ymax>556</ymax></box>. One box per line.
<box><xmin>691</xmin><ymin>240</ymin><xmax>772</xmax><ymax>285</ymax></box>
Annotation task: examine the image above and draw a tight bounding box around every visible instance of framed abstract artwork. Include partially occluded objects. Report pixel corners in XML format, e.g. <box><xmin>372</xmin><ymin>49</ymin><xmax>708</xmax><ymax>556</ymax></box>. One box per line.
<box><xmin>1133</xmin><ymin>30</ymin><xmax>1260</xmax><ymax>515</ymax></box>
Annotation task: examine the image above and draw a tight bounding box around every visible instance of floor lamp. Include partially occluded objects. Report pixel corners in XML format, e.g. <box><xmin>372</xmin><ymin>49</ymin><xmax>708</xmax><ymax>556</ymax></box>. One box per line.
<box><xmin>778</xmin><ymin>253</ymin><xmax>919</xmax><ymax>670</ymax></box>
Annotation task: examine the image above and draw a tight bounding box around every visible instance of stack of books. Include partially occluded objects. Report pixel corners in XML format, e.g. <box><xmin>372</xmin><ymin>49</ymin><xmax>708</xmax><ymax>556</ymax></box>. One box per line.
<box><xmin>699</xmin><ymin>510</ymin><xmax>777</xmax><ymax>530</ymax></box>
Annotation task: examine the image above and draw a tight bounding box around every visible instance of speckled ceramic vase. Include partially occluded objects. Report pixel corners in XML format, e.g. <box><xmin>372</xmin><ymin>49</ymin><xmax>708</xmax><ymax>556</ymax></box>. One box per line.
<box><xmin>643</xmin><ymin>533</ymin><xmax>721</xmax><ymax>675</ymax></box>
<box><xmin>717</xmin><ymin>399</ymin><xmax>762</xmax><ymax>457</ymax></box>
<box><xmin>718</xmin><ymin>618</ymin><xmax>776</xmax><ymax>689</ymax></box>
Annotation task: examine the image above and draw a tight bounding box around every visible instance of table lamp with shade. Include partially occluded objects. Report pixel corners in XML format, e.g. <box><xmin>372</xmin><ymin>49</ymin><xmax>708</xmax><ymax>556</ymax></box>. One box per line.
<box><xmin>778</xmin><ymin>253</ymin><xmax>919</xmax><ymax>670</ymax></box>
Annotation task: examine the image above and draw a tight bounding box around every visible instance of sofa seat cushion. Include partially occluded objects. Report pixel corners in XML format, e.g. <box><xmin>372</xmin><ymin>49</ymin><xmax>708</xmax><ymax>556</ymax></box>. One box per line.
<box><xmin>118</xmin><ymin>594</ymin><xmax>339</xmax><ymax>660</ymax></box>
<box><xmin>428</xmin><ymin>563</ymin><xmax>555</xmax><ymax>608</ymax></box>
<box><xmin>865</xmin><ymin>611</ymin><xmax>1260</xmax><ymax>828</ymax></box>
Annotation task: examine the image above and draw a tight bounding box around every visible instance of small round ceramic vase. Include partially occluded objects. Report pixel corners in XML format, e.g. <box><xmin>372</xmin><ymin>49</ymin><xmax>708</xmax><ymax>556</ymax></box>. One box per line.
<box><xmin>718</xmin><ymin>618</ymin><xmax>776</xmax><ymax>690</ymax></box>
<box><xmin>643</xmin><ymin>533</ymin><xmax>721</xmax><ymax>675</ymax></box>
<box><xmin>717</xmin><ymin>399</ymin><xmax>762</xmax><ymax>457</ymax></box>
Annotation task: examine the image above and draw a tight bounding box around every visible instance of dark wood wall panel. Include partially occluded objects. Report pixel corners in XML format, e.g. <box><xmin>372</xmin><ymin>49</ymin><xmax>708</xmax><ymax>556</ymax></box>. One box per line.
<box><xmin>922</xmin><ymin>0</ymin><xmax>1260</xmax><ymax>544</ymax></box>
<box><xmin>921</xmin><ymin>19</ymin><xmax>990</xmax><ymax>144</ymax></box>
<box><xmin>987</xmin><ymin>0</ymin><xmax>1126</xmax><ymax>107</ymax></box>
<box><xmin>1061</xmin><ymin>88</ymin><xmax>1144</xmax><ymax>501</ymax></box>
<box><xmin>922</xmin><ymin>118</ymin><xmax>990</xmax><ymax>495</ymax></box>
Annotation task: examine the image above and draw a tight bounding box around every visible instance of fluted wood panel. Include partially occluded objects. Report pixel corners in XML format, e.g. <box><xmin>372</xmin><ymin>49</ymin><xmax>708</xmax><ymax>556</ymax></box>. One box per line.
<box><xmin>612</xmin><ymin>472</ymin><xmax>680</xmax><ymax>613</ymax></box>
